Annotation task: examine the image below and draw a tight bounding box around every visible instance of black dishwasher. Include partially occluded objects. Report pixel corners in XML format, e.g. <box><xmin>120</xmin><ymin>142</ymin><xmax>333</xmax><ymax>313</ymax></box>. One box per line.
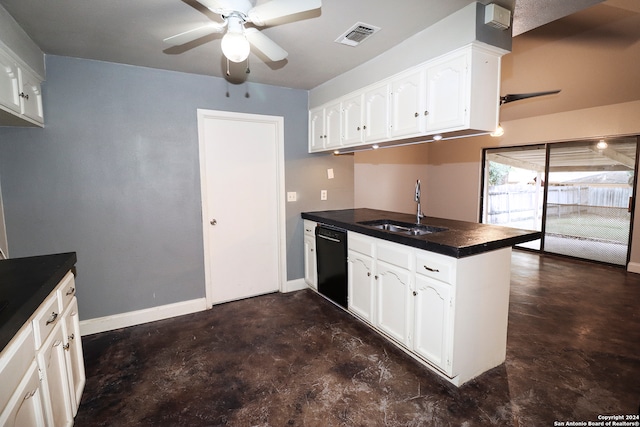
<box><xmin>315</xmin><ymin>224</ymin><xmax>348</xmax><ymax>308</ymax></box>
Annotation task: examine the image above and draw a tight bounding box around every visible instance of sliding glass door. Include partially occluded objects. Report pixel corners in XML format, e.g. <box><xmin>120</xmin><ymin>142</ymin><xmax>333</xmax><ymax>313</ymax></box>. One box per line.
<box><xmin>481</xmin><ymin>136</ymin><xmax>638</xmax><ymax>266</ymax></box>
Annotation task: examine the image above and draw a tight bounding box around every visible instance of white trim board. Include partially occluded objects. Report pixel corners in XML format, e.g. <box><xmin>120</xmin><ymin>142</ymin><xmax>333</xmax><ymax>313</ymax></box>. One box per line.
<box><xmin>79</xmin><ymin>298</ymin><xmax>208</xmax><ymax>336</ymax></box>
<box><xmin>627</xmin><ymin>262</ymin><xmax>640</xmax><ymax>274</ymax></box>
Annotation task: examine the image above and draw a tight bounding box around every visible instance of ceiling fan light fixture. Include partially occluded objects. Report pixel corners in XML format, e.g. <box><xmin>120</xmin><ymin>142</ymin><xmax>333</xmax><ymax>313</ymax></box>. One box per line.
<box><xmin>221</xmin><ymin>31</ymin><xmax>250</xmax><ymax>63</ymax></box>
<box><xmin>596</xmin><ymin>139</ymin><xmax>608</xmax><ymax>149</ymax></box>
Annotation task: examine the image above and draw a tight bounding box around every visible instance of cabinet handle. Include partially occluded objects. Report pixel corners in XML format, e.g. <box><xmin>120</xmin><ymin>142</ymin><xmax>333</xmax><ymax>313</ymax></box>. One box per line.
<box><xmin>424</xmin><ymin>111</ymin><xmax>429</xmax><ymax>116</ymax></box>
<box><xmin>413</xmin><ymin>291</ymin><xmax>417</xmax><ymax>296</ymax></box>
<box><xmin>19</xmin><ymin>92</ymin><xmax>29</xmax><ymax>100</ymax></box>
<box><xmin>357</xmin><ymin>126</ymin><xmax>360</xmax><ymax>131</ymax></box>
<box><xmin>45</xmin><ymin>311</ymin><xmax>58</xmax><ymax>325</ymax></box>
<box><xmin>367</xmin><ymin>272</ymin><xmax>371</xmax><ymax>277</ymax></box>
<box><xmin>363</xmin><ymin>125</ymin><xmax>366</xmax><ymax>130</ymax></box>
<box><xmin>69</xmin><ymin>333</ymin><xmax>75</xmax><ymax>341</ymax></box>
<box><xmin>66</xmin><ymin>287</ymin><xmax>75</xmax><ymax>296</ymax></box>
<box><xmin>423</xmin><ymin>265</ymin><xmax>440</xmax><ymax>273</ymax></box>
<box><xmin>414</xmin><ymin>112</ymin><xmax>419</xmax><ymax>117</ymax></box>
<box><xmin>374</xmin><ymin>275</ymin><xmax>378</xmax><ymax>280</ymax></box>
<box><xmin>63</xmin><ymin>343</ymin><xmax>70</xmax><ymax>351</ymax></box>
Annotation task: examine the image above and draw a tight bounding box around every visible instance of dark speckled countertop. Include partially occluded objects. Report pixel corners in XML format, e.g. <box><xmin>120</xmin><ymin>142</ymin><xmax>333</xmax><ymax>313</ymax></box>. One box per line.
<box><xmin>302</xmin><ymin>208</ymin><xmax>541</xmax><ymax>258</ymax></box>
<box><xmin>0</xmin><ymin>252</ymin><xmax>77</xmax><ymax>353</ymax></box>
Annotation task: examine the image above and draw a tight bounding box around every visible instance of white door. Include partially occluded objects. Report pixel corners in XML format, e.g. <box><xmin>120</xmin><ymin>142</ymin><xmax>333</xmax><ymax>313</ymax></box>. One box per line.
<box><xmin>198</xmin><ymin>110</ymin><xmax>285</xmax><ymax>306</ymax></box>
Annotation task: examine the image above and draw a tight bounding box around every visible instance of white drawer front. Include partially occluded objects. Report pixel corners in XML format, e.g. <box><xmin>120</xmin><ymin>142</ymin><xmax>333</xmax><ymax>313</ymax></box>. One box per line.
<box><xmin>347</xmin><ymin>232</ymin><xmax>375</xmax><ymax>257</ymax></box>
<box><xmin>416</xmin><ymin>251</ymin><xmax>454</xmax><ymax>284</ymax></box>
<box><xmin>32</xmin><ymin>294</ymin><xmax>61</xmax><ymax>350</ymax></box>
<box><xmin>377</xmin><ymin>241</ymin><xmax>412</xmax><ymax>270</ymax></box>
<box><xmin>56</xmin><ymin>271</ymin><xmax>76</xmax><ymax>312</ymax></box>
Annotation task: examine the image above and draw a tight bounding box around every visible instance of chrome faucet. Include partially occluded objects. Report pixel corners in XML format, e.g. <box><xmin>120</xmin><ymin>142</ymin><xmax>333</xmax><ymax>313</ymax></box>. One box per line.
<box><xmin>415</xmin><ymin>179</ymin><xmax>424</xmax><ymax>224</ymax></box>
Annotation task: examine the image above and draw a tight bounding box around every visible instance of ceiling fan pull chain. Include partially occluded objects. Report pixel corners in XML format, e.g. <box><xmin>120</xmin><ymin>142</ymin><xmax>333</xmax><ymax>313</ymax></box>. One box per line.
<box><xmin>246</xmin><ymin>56</ymin><xmax>250</xmax><ymax>74</ymax></box>
<box><xmin>226</xmin><ymin>58</ymin><xmax>230</xmax><ymax>77</ymax></box>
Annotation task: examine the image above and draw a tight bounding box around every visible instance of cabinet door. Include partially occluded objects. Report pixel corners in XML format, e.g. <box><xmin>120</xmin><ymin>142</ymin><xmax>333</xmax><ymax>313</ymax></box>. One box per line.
<box><xmin>363</xmin><ymin>83</ymin><xmax>389</xmax><ymax>143</ymax></box>
<box><xmin>304</xmin><ymin>234</ymin><xmax>317</xmax><ymax>289</ymax></box>
<box><xmin>425</xmin><ymin>53</ymin><xmax>468</xmax><ymax>132</ymax></box>
<box><xmin>347</xmin><ymin>250</ymin><xmax>375</xmax><ymax>324</ymax></box>
<box><xmin>308</xmin><ymin>107</ymin><xmax>325</xmax><ymax>152</ymax></box>
<box><xmin>37</xmin><ymin>324</ymin><xmax>73</xmax><ymax>427</ymax></box>
<box><xmin>0</xmin><ymin>51</ymin><xmax>20</xmax><ymax>114</ymax></box>
<box><xmin>62</xmin><ymin>298</ymin><xmax>86</xmax><ymax>415</ymax></box>
<box><xmin>375</xmin><ymin>260</ymin><xmax>412</xmax><ymax>347</ymax></box>
<box><xmin>390</xmin><ymin>68</ymin><xmax>426</xmax><ymax>139</ymax></box>
<box><xmin>18</xmin><ymin>68</ymin><xmax>43</xmax><ymax>124</ymax></box>
<box><xmin>323</xmin><ymin>101</ymin><xmax>342</xmax><ymax>150</ymax></box>
<box><xmin>0</xmin><ymin>362</ymin><xmax>47</xmax><ymax>427</ymax></box>
<box><xmin>342</xmin><ymin>94</ymin><xmax>363</xmax><ymax>146</ymax></box>
<box><xmin>413</xmin><ymin>274</ymin><xmax>452</xmax><ymax>373</ymax></box>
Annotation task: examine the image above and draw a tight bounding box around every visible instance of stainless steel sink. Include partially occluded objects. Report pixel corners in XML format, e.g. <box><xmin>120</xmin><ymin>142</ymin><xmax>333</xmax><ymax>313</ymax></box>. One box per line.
<box><xmin>357</xmin><ymin>220</ymin><xmax>447</xmax><ymax>236</ymax></box>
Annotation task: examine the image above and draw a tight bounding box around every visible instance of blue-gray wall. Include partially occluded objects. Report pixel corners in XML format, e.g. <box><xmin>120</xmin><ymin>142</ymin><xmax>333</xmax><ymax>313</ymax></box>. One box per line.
<box><xmin>0</xmin><ymin>55</ymin><xmax>354</xmax><ymax>319</ymax></box>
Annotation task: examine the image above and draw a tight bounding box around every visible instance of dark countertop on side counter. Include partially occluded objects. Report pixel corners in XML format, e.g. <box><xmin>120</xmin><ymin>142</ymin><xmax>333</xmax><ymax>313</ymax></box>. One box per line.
<box><xmin>302</xmin><ymin>208</ymin><xmax>541</xmax><ymax>258</ymax></box>
<box><xmin>0</xmin><ymin>252</ymin><xmax>77</xmax><ymax>353</ymax></box>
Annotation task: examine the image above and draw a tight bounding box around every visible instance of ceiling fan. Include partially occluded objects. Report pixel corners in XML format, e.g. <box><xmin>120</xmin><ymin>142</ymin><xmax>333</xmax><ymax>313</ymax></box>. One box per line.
<box><xmin>163</xmin><ymin>0</ymin><xmax>321</xmax><ymax>63</ymax></box>
<box><xmin>500</xmin><ymin>89</ymin><xmax>561</xmax><ymax>105</ymax></box>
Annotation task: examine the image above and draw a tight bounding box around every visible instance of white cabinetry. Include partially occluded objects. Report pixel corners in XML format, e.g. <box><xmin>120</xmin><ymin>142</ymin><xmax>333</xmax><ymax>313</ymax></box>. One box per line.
<box><xmin>347</xmin><ymin>232</ymin><xmax>375</xmax><ymax>323</ymax></box>
<box><xmin>342</xmin><ymin>230</ymin><xmax>512</xmax><ymax>386</ymax></box>
<box><xmin>0</xmin><ymin>45</ymin><xmax>44</xmax><ymax>127</ymax></box>
<box><xmin>0</xmin><ymin>271</ymin><xmax>85</xmax><ymax>424</ymax></box>
<box><xmin>375</xmin><ymin>241</ymin><xmax>413</xmax><ymax>348</ymax></box>
<box><xmin>303</xmin><ymin>220</ymin><xmax>317</xmax><ymax>289</ymax></box>
<box><xmin>309</xmin><ymin>42</ymin><xmax>503</xmax><ymax>153</ymax></box>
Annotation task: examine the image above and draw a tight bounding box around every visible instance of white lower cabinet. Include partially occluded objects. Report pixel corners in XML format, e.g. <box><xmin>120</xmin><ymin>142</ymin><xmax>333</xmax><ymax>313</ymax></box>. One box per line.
<box><xmin>0</xmin><ymin>271</ymin><xmax>85</xmax><ymax>425</ymax></box>
<box><xmin>0</xmin><ymin>361</ymin><xmax>47</xmax><ymax>427</ymax></box>
<box><xmin>38</xmin><ymin>323</ymin><xmax>74</xmax><ymax>427</ymax></box>
<box><xmin>375</xmin><ymin>260</ymin><xmax>412</xmax><ymax>347</ymax></box>
<box><xmin>413</xmin><ymin>274</ymin><xmax>452</xmax><ymax>374</ymax></box>
<box><xmin>345</xmin><ymin>231</ymin><xmax>511</xmax><ymax>386</ymax></box>
<box><xmin>303</xmin><ymin>220</ymin><xmax>317</xmax><ymax>289</ymax></box>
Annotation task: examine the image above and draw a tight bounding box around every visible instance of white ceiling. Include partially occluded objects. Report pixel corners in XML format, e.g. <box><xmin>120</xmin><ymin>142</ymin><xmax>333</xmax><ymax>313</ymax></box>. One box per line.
<box><xmin>0</xmin><ymin>0</ymin><xmax>605</xmax><ymax>90</ymax></box>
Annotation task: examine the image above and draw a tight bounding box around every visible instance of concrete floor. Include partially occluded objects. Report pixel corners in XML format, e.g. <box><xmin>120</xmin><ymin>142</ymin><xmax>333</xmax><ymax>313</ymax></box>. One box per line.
<box><xmin>74</xmin><ymin>251</ymin><xmax>640</xmax><ymax>426</ymax></box>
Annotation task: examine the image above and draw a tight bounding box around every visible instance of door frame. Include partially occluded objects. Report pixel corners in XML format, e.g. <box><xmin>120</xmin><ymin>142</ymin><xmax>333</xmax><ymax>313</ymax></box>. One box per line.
<box><xmin>197</xmin><ymin>109</ymin><xmax>286</xmax><ymax>307</ymax></box>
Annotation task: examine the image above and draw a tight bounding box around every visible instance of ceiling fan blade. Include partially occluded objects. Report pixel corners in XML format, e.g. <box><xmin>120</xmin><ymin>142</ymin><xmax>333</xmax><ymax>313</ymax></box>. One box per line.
<box><xmin>163</xmin><ymin>22</ymin><xmax>226</xmax><ymax>46</ymax></box>
<box><xmin>247</xmin><ymin>0</ymin><xmax>321</xmax><ymax>26</ymax></box>
<box><xmin>194</xmin><ymin>0</ymin><xmax>226</xmax><ymax>13</ymax></box>
<box><xmin>500</xmin><ymin>90</ymin><xmax>561</xmax><ymax>105</ymax></box>
<box><xmin>245</xmin><ymin>28</ymin><xmax>288</xmax><ymax>61</ymax></box>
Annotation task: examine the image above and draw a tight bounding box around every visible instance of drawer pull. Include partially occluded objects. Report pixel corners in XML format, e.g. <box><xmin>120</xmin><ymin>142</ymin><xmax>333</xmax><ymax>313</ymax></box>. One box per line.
<box><xmin>45</xmin><ymin>311</ymin><xmax>59</xmax><ymax>325</ymax></box>
<box><xmin>63</xmin><ymin>343</ymin><xmax>70</xmax><ymax>351</ymax></box>
<box><xmin>423</xmin><ymin>265</ymin><xmax>440</xmax><ymax>273</ymax></box>
<box><xmin>66</xmin><ymin>287</ymin><xmax>75</xmax><ymax>296</ymax></box>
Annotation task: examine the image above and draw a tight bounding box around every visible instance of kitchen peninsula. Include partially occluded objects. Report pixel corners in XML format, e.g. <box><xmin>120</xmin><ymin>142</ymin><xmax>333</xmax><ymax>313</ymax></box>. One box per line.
<box><xmin>302</xmin><ymin>208</ymin><xmax>540</xmax><ymax>386</ymax></box>
<box><xmin>0</xmin><ymin>252</ymin><xmax>84</xmax><ymax>426</ymax></box>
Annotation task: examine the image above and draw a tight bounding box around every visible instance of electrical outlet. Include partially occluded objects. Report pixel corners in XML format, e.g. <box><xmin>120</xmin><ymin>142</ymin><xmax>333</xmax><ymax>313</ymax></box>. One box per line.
<box><xmin>321</xmin><ymin>190</ymin><xmax>327</xmax><ymax>200</ymax></box>
<box><xmin>287</xmin><ymin>192</ymin><xmax>297</xmax><ymax>202</ymax></box>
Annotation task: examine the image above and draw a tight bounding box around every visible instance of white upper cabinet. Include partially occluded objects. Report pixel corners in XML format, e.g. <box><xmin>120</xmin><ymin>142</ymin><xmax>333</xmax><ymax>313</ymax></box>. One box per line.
<box><xmin>425</xmin><ymin>51</ymin><xmax>468</xmax><ymax>132</ymax></box>
<box><xmin>390</xmin><ymin>68</ymin><xmax>426</xmax><ymax>140</ymax></box>
<box><xmin>363</xmin><ymin>83</ymin><xmax>390</xmax><ymax>143</ymax></box>
<box><xmin>0</xmin><ymin>49</ymin><xmax>20</xmax><ymax>114</ymax></box>
<box><xmin>341</xmin><ymin>93</ymin><xmax>363</xmax><ymax>146</ymax></box>
<box><xmin>18</xmin><ymin>67</ymin><xmax>43</xmax><ymax>124</ymax></box>
<box><xmin>308</xmin><ymin>42</ymin><xmax>503</xmax><ymax>153</ymax></box>
<box><xmin>0</xmin><ymin>45</ymin><xmax>44</xmax><ymax>127</ymax></box>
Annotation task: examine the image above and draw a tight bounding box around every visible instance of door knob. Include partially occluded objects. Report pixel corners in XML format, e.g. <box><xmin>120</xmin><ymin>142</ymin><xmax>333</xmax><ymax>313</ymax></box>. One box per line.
<box><xmin>210</xmin><ymin>219</ymin><xmax>217</xmax><ymax>225</ymax></box>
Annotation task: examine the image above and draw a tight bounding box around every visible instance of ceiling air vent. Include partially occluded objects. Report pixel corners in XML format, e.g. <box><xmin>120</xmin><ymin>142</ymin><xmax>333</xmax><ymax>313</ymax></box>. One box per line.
<box><xmin>335</xmin><ymin>22</ymin><xmax>381</xmax><ymax>47</ymax></box>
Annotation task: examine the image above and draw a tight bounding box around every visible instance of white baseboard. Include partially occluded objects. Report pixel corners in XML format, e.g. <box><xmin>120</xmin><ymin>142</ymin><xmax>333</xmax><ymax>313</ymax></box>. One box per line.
<box><xmin>627</xmin><ymin>262</ymin><xmax>640</xmax><ymax>274</ymax></box>
<box><xmin>79</xmin><ymin>297</ymin><xmax>208</xmax><ymax>336</ymax></box>
<box><xmin>284</xmin><ymin>278</ymin><xmax>308</xmax><ymax>293</ymax></box>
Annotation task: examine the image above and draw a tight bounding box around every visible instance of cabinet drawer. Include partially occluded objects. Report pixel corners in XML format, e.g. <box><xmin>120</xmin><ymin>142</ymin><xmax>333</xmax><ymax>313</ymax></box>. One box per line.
<box><xmin>32</xmin><ymin>294</ymin><xmax>61</xmax><ymax>350</ymax></box>
<box><xmin>377</xmin><ymin>241</ymin><xmax>412</xmax><ymax>270</ymax></box>
<box><xmin>416</xmin><ymin>251</ymin><xmax>454</xmax><ymax>284</ymax></box>
<box><xmin>0</xmin><ymin>325</ymin><xmax>35</xmax><ymax>413</ymax></box>
<box><xmin>347</xmin><ymin>232</ymin><xmax>375</xmax><ymax>257</ymax></box>
<box><xmin>56</xmin><ymin>271</ymin><xmax>76</xmax><ymax>312</ymax></box>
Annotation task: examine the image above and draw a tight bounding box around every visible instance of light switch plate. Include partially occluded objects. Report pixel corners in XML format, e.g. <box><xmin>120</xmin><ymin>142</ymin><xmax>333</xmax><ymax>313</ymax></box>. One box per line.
<box><xmin>327</xmin><ymin>168</ymin><xmax>334</xmax><ymax>179</ymax></box>
<box><xmin>287</xmin><ymin>192</ymin><xmax>297</xmax><ymax>202</ymax></box>
<box><xmin>320</xmin><ymin>190</ymin><xmax>327</xmax><ymax>200</ymax></box>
